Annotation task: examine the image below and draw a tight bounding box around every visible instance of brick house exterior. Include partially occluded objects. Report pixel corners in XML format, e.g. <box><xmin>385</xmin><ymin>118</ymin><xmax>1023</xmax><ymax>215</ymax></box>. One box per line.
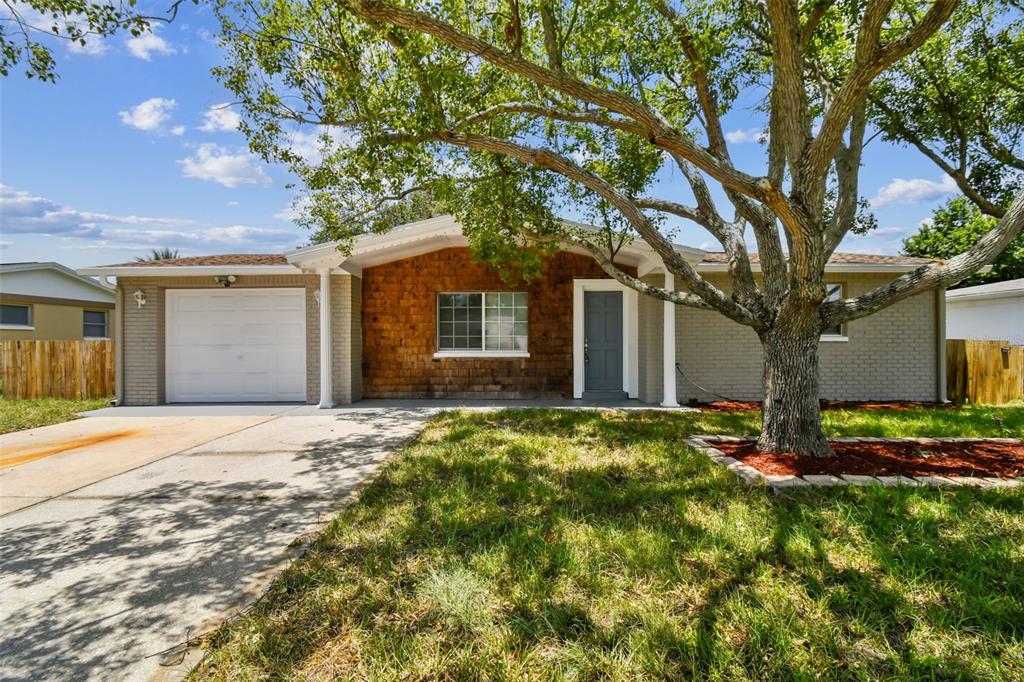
<box><xmin>80</xmin><ymin>215</ymin><xmax>947</xmax><ymax>407</ymax></box>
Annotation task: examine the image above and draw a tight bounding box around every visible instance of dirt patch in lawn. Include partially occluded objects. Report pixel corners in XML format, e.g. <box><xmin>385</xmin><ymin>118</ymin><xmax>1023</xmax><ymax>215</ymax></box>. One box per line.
<box><xmin>716</xmin><ymin>440</ymin><xmax>1024</xmax><ymax>478</ymax></box>
<box><xmin>697</xmin><ymin>400</ymin><xmax>955</xmax><ymax>413</ymax></box>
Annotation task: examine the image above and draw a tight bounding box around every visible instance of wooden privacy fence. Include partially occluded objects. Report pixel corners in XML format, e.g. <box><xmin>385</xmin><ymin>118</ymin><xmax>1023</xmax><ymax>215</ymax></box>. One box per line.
<box><xmin>0</xmin><ymin>340</ymin><xmax>115</xmax><ymax>399</ymax></box>
<box><xmin>947</xmin><ymin>339</ymin><xmax>1024</xmax><ymax>405</ymax></box>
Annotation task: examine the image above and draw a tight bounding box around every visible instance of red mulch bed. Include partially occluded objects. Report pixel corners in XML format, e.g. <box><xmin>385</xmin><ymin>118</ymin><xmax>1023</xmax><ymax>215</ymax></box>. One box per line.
<box><xmin>698</xmin><ymin>400</ymin><xmax>955</xmax><ymax>413</ymax></box>
<box><xmin>715</xmin><ymin>440</ymin><xmax>1024</xmax><ymax>478</ymax></box>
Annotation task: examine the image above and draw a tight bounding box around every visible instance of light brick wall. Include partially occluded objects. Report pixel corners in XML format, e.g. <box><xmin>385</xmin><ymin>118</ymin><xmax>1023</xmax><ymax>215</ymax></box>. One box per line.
<box><xmin>118</xmin><ymin>275</ymin><xmax>320</xmax><ymax>405</ymax></box>
<box><xmin>331</xmin><ymin>274</ymin><xmax>363</xmax><ymax>404</ymax></box>
<box><xmin>668</xmin><ymin>273</ymin><xmax>941</xmax><ymax>403</ymax></box>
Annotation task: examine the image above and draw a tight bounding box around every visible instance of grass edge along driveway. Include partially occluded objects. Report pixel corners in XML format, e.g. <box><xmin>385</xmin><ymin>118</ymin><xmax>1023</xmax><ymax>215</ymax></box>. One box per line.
<box><xmin>193</xmin><ymin>406</ymin><xmax>1023</xmax><ymax>680</ymax></box>
<box><xmin>0</xmin><ymin>396</ymin><xmax>110</xmax><ymax>435</ymax></box>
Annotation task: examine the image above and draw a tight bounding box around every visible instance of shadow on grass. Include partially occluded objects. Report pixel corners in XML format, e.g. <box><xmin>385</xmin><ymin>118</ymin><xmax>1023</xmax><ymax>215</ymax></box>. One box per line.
<box><xmin>196</xmin><ymin>408</ymin><xmax>1024</xmax><ymax>680</ymax></box>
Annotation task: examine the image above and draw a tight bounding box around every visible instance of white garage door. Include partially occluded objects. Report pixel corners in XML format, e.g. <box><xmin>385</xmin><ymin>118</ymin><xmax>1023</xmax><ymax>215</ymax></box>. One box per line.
<box><xmin>165</xmin><ymin>289</ymin><xmax>307</xmax><ymax>402</ymax></box>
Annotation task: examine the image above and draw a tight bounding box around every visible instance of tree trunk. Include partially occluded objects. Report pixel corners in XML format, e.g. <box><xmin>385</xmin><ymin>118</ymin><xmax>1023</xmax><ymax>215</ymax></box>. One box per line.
<box><xmin>757</xmin><ymin>318</ymin><xmax>834</xmax><ymax>457</ymax></box>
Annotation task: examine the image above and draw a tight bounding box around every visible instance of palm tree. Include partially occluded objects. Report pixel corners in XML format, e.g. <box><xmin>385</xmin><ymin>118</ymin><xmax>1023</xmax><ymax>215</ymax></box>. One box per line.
<box><xmin>135</xmin><ymin>248</ymin><xmax>180</xmax><ymax>262</ymax></box>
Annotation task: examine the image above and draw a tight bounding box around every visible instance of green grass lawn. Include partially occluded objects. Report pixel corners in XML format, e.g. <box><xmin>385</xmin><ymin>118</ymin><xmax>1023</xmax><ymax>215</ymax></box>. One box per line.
<box><xmin>194</xmin><ymin>406</ymin><xmax>1024</xmax><ymax>680</ymax></box>
<box><xmin>0</xmin><ymin>396</ymin><xmax>111</xmax><ymax>434</ymax></box>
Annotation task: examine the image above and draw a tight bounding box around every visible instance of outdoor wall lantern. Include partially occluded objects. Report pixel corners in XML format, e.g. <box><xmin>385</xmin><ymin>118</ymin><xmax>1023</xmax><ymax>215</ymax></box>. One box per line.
<box><xmin>214</xmin><ymin>275</ymin><xmax>237</xmax><ymax>288</ymax></box>
<box><xmin>132</xmin><ymin>289</ymin><xmax>147</xmax><ymax>308</ymax></box>
<box><xmin>313</xmin><ymin>290</ymin><xmax>321</xmax><ymax>307</ymax></box>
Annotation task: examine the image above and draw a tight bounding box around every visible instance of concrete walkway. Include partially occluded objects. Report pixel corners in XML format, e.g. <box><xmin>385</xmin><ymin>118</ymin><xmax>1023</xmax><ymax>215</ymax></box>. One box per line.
<box><xmin>0</xmin><ymin>406</ymin><xmax>431</xmax><ymax>681</ymax></box>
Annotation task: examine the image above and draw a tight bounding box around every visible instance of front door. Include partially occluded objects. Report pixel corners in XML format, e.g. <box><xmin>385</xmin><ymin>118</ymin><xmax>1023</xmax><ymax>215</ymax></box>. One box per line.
<box><xmin>584</xmin><ymin>291</ymin><xmax>624</xmax><ymax>393</ymax></box>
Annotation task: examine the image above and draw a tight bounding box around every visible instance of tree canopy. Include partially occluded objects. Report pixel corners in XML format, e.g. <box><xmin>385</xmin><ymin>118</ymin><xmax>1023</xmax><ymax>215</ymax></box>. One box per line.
<box><xmin>1</xmin><ymin>0</ymin><xmax>192</xmax><ymax>81</ymax></box>
<box><xmin>905</xmin><ymin>197</ymin><xmax>1024</xmax><ymax>286</ymax></box>
<box><xmin>214</xmin><ymin>0</ymin><xmax>1023</xmax><ymax>455</ymax></box>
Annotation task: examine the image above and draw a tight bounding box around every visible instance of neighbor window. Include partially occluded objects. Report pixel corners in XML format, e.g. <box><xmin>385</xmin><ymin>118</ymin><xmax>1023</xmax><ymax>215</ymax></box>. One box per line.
<box><xmin>437</xmin><ymin>292</ymin><xmax>528</xmax><ymax>353</ymax></box>
<box><xmin>0</xmin><ymin>304</ymin><xmax>32</xmax><ymax>328</ymax></box>
<box><xmin>83</xmin><ymin>310</ymin><xmax>108</xmax><ymax>338</ymax></box>
<box><xmin>821</xmin><ymin>284</ymin><xmax>845</xmax><ymax>337</ymax></box>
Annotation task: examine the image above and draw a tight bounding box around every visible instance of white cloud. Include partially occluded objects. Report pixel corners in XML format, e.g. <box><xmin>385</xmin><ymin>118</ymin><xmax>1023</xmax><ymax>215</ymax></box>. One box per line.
<box><xmin>0</xmin><ymin>184</ymin><xmax>195</xmax><ymax>236</ymax></box>
<box><xmin>274</xmin><ymin>196</ymin><xmax>312</xmax><ymax>222</ymax></box>
<box><xmin>67</xmin><ymin>36</ymin><xmax>108</xmax><ymax>55</ymax></box>
<box><xmin>200</xmin><ymin>103</ymin><xmax>241</xmax><ymax>133</ymax></box>
<box><xmin>125</xmin><ymin>30</ymin><xmax>175</xmax><ymax>60</ymax></box>
<box><xmin>286</xmin><ymin>127</ymin><xmax>358</xmax><ymax>164</ymax></box>
<box><xmin>179</xmin><ymin>144</ymin><xmax>272</xmax><ymax>188</ymax></box>
<box><xmin>0</xmin><ymin>184</ymin><xmax>301</xmax><ymax>255</ymax></box>
<box><xmin>851</xmin><ymin>226</ymin><xmax>908</xmax><ymax>238</ymax></box>
<box><xmin>871</xmin><ymin>175</ymin><xmax>958</xmax><ymax>207</ymax></box>
<box><xmin>725</xmin><ymin>128</ymin><xmax>766</xmax><ymax>144</ymax></box>
<box><xmin>170</xmin><ymin>125</ymin><xmax>186</xmax><ymax>136</ymax></box>
<box><xmin>118</xmin><ymin>97</ymin><xmax>178</xmax><ymax>133</ymax></box>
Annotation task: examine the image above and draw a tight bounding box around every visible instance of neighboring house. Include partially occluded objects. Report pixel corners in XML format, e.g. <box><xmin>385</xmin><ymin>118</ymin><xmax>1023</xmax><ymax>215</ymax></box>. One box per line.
<box><xmin>0</xmin><ymin>262</ymin><xmax>115</xmax><ymax>341</ymax></box>
<box><xmin>945</xmin><ymin>278</ymin><xmax>1024</xmax><ymax>345</ymax></box>
<box><xmin>80</xmin><ymin>215</ymin><xmax>947</xmax><ymax>406</ymax></box>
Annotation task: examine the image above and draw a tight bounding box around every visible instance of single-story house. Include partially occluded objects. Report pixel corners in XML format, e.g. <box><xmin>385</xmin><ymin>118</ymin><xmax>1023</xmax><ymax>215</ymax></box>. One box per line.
<box><xmin>945</xmin><ymin>278</ymin><xmax>1024</xmax><ymax>345</ymax></box>
<box><xmin>79</xmin><ymin>215</ymin><xmax>947</xmax><ymax>406</ymax></box>
<box><xmin>1</xmin><ymin>262</ymin><xmax>115</xmax><ymax>341</ymax></box>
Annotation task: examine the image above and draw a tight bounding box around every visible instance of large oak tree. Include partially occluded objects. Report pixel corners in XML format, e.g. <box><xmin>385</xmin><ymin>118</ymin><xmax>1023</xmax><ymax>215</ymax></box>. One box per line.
<box><xmin>215</xmin><ymin>0</ymin><xmax>1024</xmax><ymax>456</ymax></box>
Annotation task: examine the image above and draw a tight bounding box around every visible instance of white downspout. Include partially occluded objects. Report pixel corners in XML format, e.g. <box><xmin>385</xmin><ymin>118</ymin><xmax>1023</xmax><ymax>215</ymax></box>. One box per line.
<box><xmin>937</xmin><ymin>287</ymin><xmax>947</xmax><ymax>403</ymax></box>
<box><xmin>114</xmin><ymin>281</ymin><xmax>123</xmax><ymax>406</ymax></box>
<box><xmin>318</xmin><ymin>269</ymin><xmax>333</xmax><ymax>408</ymax></box>
<box><xmin>661</xmin><ymin>272</ymin><xmax>679</xmax><ymax>407</ymax></box>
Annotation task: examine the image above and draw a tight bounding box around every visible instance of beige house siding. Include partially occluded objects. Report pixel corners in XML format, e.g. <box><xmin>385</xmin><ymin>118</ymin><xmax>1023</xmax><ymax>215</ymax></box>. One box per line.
<box><xmin>670</xmin><ymin>272</ymin><xmax>940</xmax><ymax>403</ymax></box>
<box><xmin>118</xmin><ymin>275</ymin><xmax>321</xmax><ymax>406</ymax></box>
<box><xmin>0</xmin><ymin>298</ymin><xmax>113</xmax><ymax>341</ymax></box>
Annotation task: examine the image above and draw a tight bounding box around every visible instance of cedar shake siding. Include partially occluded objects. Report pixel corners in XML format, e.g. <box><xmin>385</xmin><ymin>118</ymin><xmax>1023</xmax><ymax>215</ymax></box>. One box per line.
<box><xmin>361</xmin><ymin>248</ymin><xmax>630</xmax><ymax>398</ymax></box>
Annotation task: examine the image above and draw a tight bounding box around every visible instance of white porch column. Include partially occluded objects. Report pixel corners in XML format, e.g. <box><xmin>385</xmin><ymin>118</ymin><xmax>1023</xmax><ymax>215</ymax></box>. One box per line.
<box><xmin>661</xmin><ymin>272</ymin><xmax>679</xmax><ymax>407</ymax></box>
<box><xmin>318</xmin><ymin>269</ymin><xmax>333</xmax><ymax>408</ymax></box>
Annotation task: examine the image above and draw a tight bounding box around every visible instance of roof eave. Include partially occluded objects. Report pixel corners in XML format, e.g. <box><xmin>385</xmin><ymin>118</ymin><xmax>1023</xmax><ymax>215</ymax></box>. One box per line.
<box><xmin>77</xmin><ymin>265</ymin><xmax>303</xmax><ymax>277</ymax></box>
<box><xmin>696</xmin><ymin>262</ymin><xmax>931</xmax><ymax>273</ymax></box>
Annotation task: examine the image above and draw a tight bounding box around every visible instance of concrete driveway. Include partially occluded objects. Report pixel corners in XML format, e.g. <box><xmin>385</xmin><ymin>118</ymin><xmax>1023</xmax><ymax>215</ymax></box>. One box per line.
<box><xmin>0</xmin><ymin>404</ymin><xmax>431</xmax><ymax>681</ymax></box>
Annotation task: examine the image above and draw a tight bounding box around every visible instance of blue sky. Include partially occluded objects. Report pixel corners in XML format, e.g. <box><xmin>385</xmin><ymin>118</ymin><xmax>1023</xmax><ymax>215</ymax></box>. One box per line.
<box><xmin>1</xmin><ymin>7</ymin><xmax>962</xmax><ymax>269</ymax></box>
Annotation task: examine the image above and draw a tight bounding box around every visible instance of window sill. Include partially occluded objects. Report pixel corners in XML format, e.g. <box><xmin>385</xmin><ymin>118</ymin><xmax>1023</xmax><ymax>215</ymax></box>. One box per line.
<box><xmin>820</xmin><ymin>335</ymin><xmax>849</xmax><ymax>342</ymax></box>
<box><xmin>0</xmin><ymin>325</ymin><xmax>34</xmax><ymax>330</ymax></box>
<box><xmin>433</xmin><ymin>351</ymin><xmax>530</xmax><ymax>359</ymax></box>
<box><xmin>84</xmin><ymin>336</ymin><xmax>111</xmax><ymax>340</ymax></box>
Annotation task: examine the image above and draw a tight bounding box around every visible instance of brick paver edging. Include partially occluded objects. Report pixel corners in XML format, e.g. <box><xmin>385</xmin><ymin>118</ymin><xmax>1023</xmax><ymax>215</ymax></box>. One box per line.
<box><xmin>684</xmin><ymin>436</ymin><xmax>1024</xmax><ymax>493</ymax></box>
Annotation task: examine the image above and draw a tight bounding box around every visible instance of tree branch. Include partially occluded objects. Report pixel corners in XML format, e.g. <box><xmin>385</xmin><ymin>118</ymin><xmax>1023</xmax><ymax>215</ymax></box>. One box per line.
<box><xmin>804</xmin><ymin>0</ymin><xmax>959</xmax><ymax>191</ymax></box>
<box><xmin>873</xmin><ymin>97</ymin><xmax>1006</xmax><ymax>218</ymax></box>
<box><xmin>823</xmin><ymin>187</ymin><xmax>1024</xmax><ymax>324</ymax></box>
<box><xmin>350</xmin><ymin>0</ymin><xmax>776</xmax><ymax>205</ymax></box>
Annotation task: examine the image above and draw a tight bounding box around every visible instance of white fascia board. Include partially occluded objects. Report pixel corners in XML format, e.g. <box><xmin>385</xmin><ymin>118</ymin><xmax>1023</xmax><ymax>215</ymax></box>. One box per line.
<box><xmin>695</xmin><ymin>262</ymin><xmax>929</xmax><ymax>274</ymax></box>
<box><xmin>77</xmin><ymin>265</ymin><xmax>303</xmax><ymax>277</ymax></box>
<box><xmin>4</xmin><ymin>261</ymin><xmax>116</xmax><ymax>293</ymax></box>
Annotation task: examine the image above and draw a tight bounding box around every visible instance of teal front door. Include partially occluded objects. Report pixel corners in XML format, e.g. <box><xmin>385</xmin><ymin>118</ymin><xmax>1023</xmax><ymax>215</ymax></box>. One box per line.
<box><xmin>584</xmin><ymin>291</ymin><xmax>623</xmax><ymax>393</ymax></box>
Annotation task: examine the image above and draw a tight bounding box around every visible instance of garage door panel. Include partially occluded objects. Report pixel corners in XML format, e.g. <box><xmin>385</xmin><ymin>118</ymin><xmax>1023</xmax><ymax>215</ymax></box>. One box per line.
<box><xmin>166</xmin><ymin>289</ymin><xmax>307</xmax><ymax>403</ymax></box>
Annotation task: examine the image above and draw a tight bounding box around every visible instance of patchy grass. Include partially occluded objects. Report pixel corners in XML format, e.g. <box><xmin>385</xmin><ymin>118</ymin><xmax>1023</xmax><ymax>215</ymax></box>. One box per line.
<box><xmin>194</xmin><ymin>407</ymin><xmax>1023</xmax><ymax>680</ymax></box>
<box><xmin>0</xmin><ymin>396</ymin><xmax>110</xmax><ymax>434</ymax></box>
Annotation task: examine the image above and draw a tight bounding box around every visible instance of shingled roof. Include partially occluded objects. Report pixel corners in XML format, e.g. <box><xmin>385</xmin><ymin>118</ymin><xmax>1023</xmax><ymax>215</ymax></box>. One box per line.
<box><xmin>699</xmin><ymin>252</ymin><xmax>935</xmax><ymax>265</ymax></box>
<box><xmin>110</xmin><ymin>254</ymin><xmax>290</xmax><ymax>267</ymax></box>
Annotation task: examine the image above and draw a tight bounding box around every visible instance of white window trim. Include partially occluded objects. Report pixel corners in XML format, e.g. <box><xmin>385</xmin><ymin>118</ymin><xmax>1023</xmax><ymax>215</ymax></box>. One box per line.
<box><xmin>83</xmin><ymin>309</ymin><xmax>109</xmax><ymax>339</ymax></box>
<box><xmin>572</xmin><ymin>279</ymin><xmax>639</xmax><ymax>399</ymax></box>
<box><xmin>434</xmin><ymin>350</ymin><xmax>531</xmax><ymax>359</ymax></box>
<box><xmin>436</xmin><ymin>291</ymin><xmax>529</xmax><ymax>357</ymax></box>
<box><xmin>0</xmin><ymin>303</ymin><xmax>33</xmax><ymax>330</ymax></box>
<box><xmin>821</xmin><ymin>282</ymin><xmax>847</xmax><ymax>341</ymax></box>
